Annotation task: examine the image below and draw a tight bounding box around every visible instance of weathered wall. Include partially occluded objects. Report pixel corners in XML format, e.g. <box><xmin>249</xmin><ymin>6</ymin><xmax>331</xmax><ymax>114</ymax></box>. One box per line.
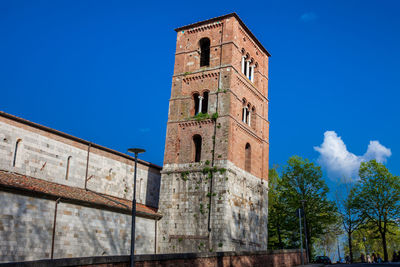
<box><xmin>165</xmin><ymin>14</ymin><xmax>269</xmax><ymax>179</ymax></box>
<box><xmin>0</xmin><ymin>250</ymin><xmax>306</xmax><ymax>267</ymax></box>
<box><xmin>158</xmin><ymin>160</ymin><xmax>268</xmax><ymax>253</ymax></box>
<box><xmin>0</xmin><ymin>113</ymin><xmax>162</xmax><ymax>263</ymax></box>
<box><xmin>0</xmin><ymin>115</ymin><xmax>161</xmax><ymax>208</ymax></box>
<box><xmin>159</xmin><ymin>14</ymin><xmax>270</xmax><ymax>254</ymax></box>
<box><xmin>0</xmin><ymin>191</ymin><xmax>156</xmax><ymax>263</ymax></box>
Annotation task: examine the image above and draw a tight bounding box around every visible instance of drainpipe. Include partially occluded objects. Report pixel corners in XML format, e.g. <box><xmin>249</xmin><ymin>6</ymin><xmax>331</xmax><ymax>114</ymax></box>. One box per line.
<box><xmin>84</xmin><ymin>143</ymin><xmax>91</xmax><ymax>190</ymax></box>
<box><xmin>207</xmin><ymin>19</ymin><xmax>224</xmax><ymax>248</ymax></box>
<box><xmin>51</xmin><ymin>197</ymin><xmax>61</xmax><ymax>259</ymax></box>
<box><xmin>154</xmin><ymin>220</ymin><xmax>157</xmax><ymax>254</ymax></box>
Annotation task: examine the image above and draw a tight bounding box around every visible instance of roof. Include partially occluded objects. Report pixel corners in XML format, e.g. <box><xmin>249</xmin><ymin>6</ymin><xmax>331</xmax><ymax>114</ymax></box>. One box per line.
<box><xmin>0</xmin><ymin>170</ymin><xmax>162</xmax><ymax>220</ymax></box>
<box><xmin>0</xmin><ymin>111</ymin><xmax>162</xmax><ymax>170</ymax></box>
<box><xmin>175</xmin><ymin>13</ymin><xmax>271</xmax><ymax>57</ymax></box>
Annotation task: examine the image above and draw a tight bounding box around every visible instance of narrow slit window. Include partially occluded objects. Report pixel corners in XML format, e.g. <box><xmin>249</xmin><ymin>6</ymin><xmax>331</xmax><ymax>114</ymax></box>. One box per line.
<box><xmin>199</xmin><ymin>38</ymin><xmax>210</xmax><ymax>67</ymax></box>
<box><xmin>12</xmin><ymin>139</ymin><xmax>21</xmax><ymax>167</ymax></box>
<box><xmin>245</xmin><ymin>143</ymin><xmax>251</xmax><ymax>172</ymax></box>
<box><xmin>193</xmin><ymin>134</ymin><xmax>202</xmax><ymax>162</ymax></box>
<box><xmin>202</xmin><ymin>91</ymin><xmax>209</xmax><ymax>114</ymax></box>
<box><xmin>65</xmin><ymin>156</ymin><xmax>72</xmax><ymax>180</ymax></box>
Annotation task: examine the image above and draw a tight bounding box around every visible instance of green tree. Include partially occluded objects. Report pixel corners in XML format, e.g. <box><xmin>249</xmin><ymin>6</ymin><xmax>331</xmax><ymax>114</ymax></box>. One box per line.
<box><xmin>268</xmin><ymin>167</ymin><xmax>292</xmax><ymax>249</ymax></box>
<box><xmin>344</xmin><ymin>221</ymin><xmax>400</xmax><ymax>262</ymax></box>
<box><xmin>279</xmin><ymin>156</ymin><xmax>338</xmax><ymax>260</ymax></box>
<box><xmin>353</xmin><ymin>160</ymin><xmax>400</xmax><ymax>262</ymax></box>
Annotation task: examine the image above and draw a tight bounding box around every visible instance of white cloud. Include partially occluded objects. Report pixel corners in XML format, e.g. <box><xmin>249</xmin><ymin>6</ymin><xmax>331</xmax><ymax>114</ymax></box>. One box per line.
<box><xmin>314</xmin><ymin>131</ymin><xmax>391</xmax><ymax>181</ymax></box>
<box><xmin>300</xmin><ymin>12</ymin><xmax>317</xmax><ymax>22</ymax></box>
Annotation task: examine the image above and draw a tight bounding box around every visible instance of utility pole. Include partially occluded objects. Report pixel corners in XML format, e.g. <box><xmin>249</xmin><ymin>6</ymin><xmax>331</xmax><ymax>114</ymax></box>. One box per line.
<box><xmin>127</xmin><ymin>148</ymin><xmax>145</xmax><ymax>267</ymax></box>
<box><xmin>337</xmin><ymin>236</ymin><xmax>341</xmax><ymax>263</ymax></box>
<box><xmin>298</xmin><ymin>208</ymin><xmax>304</xmax><ymax>266</ymax></box>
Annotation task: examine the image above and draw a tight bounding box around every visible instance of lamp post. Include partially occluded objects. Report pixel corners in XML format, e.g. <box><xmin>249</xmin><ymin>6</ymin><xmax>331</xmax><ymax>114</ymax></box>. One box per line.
<box><xmin>337</xmin><ymin>236</ymin><xmax>341</xmax><ymax>263</ymax></box>
<box><xmin>300</xmin><ymin>199</ymin><xmax>309</xmax><ymax>263</ymax></box>
<box><xmin>127</xmin><ymin>148</ymin><xmax>145</xmax><ymax>267</ymax></box>
<box><xmin>363</xmin><ymin>236</ymin><xmax>367</xmax><ymax>257</ymax></box>
<box><xmin>296</xmin><ymin>208</ymin><xmax>304</xmax><ymax>266</ymax></box>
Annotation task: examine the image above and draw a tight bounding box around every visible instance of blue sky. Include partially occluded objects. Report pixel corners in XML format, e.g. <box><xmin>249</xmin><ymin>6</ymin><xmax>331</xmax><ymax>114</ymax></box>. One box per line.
<box><xmin>1</xmin><ymin>0</ymin><xmax>399</xmax><ymax>184</ymax></box>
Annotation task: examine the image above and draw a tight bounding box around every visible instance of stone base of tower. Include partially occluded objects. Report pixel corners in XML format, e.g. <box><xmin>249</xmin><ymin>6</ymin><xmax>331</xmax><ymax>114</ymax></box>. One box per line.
<box><xmin>157</xmin><ymin>160</ymin><xmax>268</xmax><ymax>253</ymax></box>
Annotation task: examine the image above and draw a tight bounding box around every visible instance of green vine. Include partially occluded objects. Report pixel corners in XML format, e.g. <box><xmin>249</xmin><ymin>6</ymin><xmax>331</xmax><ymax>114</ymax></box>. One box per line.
<box><xmin>181</xmin><ymin>171</ymin><xmax>189</xmax><ymax>181</ymax></box>
<box><xmin>192</xmin><ymin>112</ymin><xmax>210</xmax><ymax>121</ymax></box>
<box><xmin>199</xmin><ymin>203</ymin><xmax>205</xmax><ymax>214</ymax></box>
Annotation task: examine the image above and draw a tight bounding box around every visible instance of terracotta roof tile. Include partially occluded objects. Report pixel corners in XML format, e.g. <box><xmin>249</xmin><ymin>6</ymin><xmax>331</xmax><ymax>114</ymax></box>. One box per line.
<box><xmin>0</xmin><ymin>170</ymin><xmax>161</xmax><ymax>219</ymax></box>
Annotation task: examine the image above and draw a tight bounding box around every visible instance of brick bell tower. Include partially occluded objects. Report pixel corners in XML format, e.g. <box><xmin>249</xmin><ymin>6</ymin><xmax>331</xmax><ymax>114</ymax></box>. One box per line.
<box><xmin>158</xmin><ymin>13</ymin><xmax>270</xmax><ymax>253</ymax></box>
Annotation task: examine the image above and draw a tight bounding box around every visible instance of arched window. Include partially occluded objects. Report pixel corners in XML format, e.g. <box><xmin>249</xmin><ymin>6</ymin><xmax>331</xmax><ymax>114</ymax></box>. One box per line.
<box><xmin>245</xmin><ymin>143</ymin><xmax>251</xmax><ymax>172</ymax></box>
<box><xmin>193</xmin><ymin>135</ymin><xmax>202</xmax><ymax>162</ymax></box>
<box><xmin>244</xmin><ymin>54</ymin><xmax>250</xmax><ymax>77</ymax></box>
<box><xmin>199</xmin><ymin>38</ymin><xmax>210</xmax><ymax>67</ymax></box>
<box><xmin>202</xmin><ymin>91</ymin><xmax>209</xmax><ymax>113</ymax></box>
<box><xmin>12</xmin><ymin>139</ymin><xmax>21</xmax><ymax>167</ymax></box>
<box><xmin>245</xmin><ymin>104</ymin><xmax>251</xmax><ymax>124</ymax></box>
<box><xmin>242</xmin><ymin>99</ymin><xmax>247</xmax><ymax>123</ymax></box>
<box><xmin>193</xmin><ymin>93</ymin><xmax>200</xmax><ymax>115</ymax></box>
<box><xmin>65</xmin><ymin>156</ymin><xmax>72</xmax><ymax>180</ymax></box>
<box><xmin>241</xmin><ymin>53</ymin><xmax>246</xmax><ymax>74</ymax></box>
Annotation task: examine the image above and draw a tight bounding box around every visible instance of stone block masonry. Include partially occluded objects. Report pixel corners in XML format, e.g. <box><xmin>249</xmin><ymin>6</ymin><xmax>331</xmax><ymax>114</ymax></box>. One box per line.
<box><xmin>0</xmin><ymin>112</ymin><xmax>161</xmax><ymax>208</ymax></box>
<box><xmin>158</xmin><ymin>160</ymin><xmax>268</xmax><ymax>253</ymax></box>
<box><xmin>0</xmin><ymin>111</ymin><xmax>162</xmax><ymax>263</ymax></box>
<box><xmin>0</xmin><ymin>191</ymin><xmax>156</xmax><ymax>263</ymax></box>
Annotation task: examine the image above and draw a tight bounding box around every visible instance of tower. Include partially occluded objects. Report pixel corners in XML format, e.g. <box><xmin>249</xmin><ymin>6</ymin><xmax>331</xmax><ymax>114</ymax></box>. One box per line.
<box><xmin>158</xmin><ymin>13</ymin><xmax>270</xmax><ymax>253</ymax></box>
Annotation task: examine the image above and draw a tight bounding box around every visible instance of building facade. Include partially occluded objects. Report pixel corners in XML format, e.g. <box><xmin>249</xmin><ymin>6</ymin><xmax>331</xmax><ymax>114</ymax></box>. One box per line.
<box><xmin>0</xmin><ymin>112</ymin><xmax>162</xmax><ymax>263</ymax></box>
<box><xmin>0</xmin><ymin>13</ymin><xmax>270</xmax><ymax>263</ymax></box>
<box><xmin>157</xmin><ymin>13</ymin><xmax>270</xmax><ymax>253</ymax></box>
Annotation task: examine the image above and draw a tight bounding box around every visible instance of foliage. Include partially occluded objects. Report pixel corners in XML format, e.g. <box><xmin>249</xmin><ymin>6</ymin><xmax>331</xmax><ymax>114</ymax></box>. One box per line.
<box><xmin>193</xmin><ymin>112</ymin><xmax>210</xmax><ymax>121</ymax></box>
<box><xmin>352</xmin><ymin>160</ymin><xmax>400</xmax><ymax>262</ymax></box>
<box><xmin>278</xmin><ymin>156</ymin><xmax>339</xmax><ymax>259</ymax></box>
<box><xmin>343</xmin><ymin>221</ymin><xmax>400</xmax><ymax>262</ymax></box>
<box><xmin>267</xmin><ymin>166</ymin><xmax>290</xmax><ymax>249</ymax></box>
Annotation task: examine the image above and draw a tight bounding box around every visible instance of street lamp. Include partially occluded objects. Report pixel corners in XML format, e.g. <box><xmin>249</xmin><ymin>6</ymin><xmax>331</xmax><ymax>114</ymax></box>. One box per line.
<box><xmin>337</xmin><ymin>236</ymin><xmax>341</xmax><ymax>263</ymax></box>
<box><xmin>363</xmin><ymin>236</ymin><xmax>367</xmax><ymax>257</ymax></box>
<box><xmin>127</xmin><ymin>148</ymin><xmax>145</xmax><ymax>267</ymax></box>
<box><xmin>300</xmin><ymin>199</ymin><xmax>309</xmax><ymax>263</ymax></box>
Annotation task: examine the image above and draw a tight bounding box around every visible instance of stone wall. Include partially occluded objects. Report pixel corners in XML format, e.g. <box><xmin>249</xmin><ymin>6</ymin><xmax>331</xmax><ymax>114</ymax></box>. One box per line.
<box><xmin>0</xmin><ymin>114</ymin><xmax>161</xmax><ymax>208</ymax></box>
<box><xmin>0</xmin><ymin>112</ymin><xmax>162</xmax><ymax>263</ymax></box>
<box><xmin>158</xmin><ymin>160</ymin><xmax>268</xmax><ymax>253</ymax></box>
<box><xmin>0</xmin><ymin>191</ymin><xmax>157</xmax><ymax>263</ymax></box>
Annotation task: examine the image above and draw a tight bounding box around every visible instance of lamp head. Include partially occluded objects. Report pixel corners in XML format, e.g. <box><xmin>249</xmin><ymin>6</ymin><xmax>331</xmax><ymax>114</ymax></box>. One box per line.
<box><xmin>127</xmin><ymin>148</ymin><xmax>146</xmax><ymax>154</ymax></box>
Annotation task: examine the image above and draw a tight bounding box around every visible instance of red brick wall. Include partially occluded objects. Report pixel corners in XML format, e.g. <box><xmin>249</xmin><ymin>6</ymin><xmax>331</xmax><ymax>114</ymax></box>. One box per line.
<box><xmin>163</xmin><ymin>14</ymin><xmax>269</xmax><ymax>181</ymax></box>
<box><xmin>7</xmin><ymin>250</ymin><xmax>306</xmax><ymax>267</ymax></box>
<box><xmin>78</xmin><ymin>250</ymin><xmax>306</xmax><ymax>267</ymax></box>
